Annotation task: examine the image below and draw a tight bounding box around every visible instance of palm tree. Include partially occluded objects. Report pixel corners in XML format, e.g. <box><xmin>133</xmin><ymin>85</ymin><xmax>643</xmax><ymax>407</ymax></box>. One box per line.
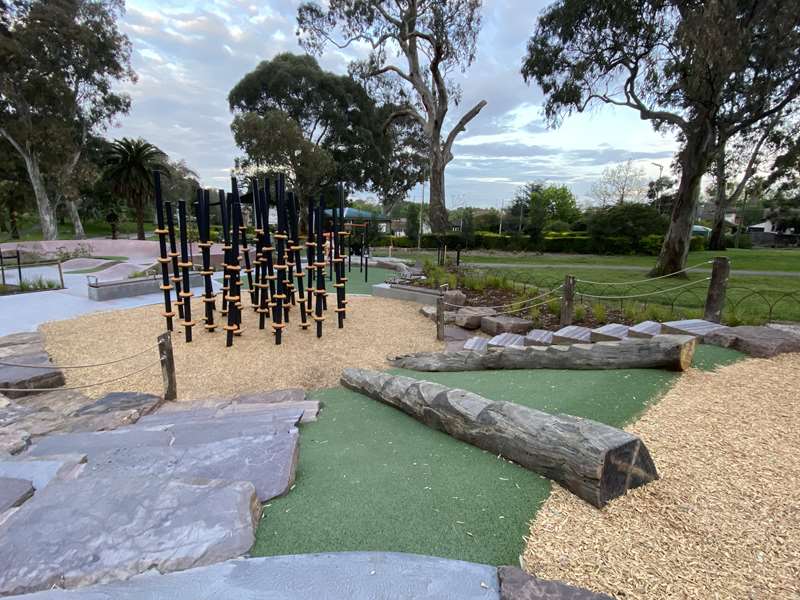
<box><xmin>104</xmin><ymin>138</ymin><xmax>169</xmax><ymax>240</ymax></box>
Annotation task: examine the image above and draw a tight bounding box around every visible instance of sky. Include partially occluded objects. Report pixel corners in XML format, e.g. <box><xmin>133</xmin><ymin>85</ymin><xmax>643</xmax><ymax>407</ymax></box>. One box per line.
<box><xmin>113</xmin><ymin>0</ymin><xmax>681</xmax><ymax>209</ymax></box>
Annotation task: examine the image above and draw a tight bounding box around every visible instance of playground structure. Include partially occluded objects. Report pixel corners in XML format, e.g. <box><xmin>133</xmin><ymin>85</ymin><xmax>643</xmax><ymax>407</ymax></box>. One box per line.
<box><xmin>152</xmin><ymin>172</ymin><xmax>357</xmax><ymax>346</ymax></box>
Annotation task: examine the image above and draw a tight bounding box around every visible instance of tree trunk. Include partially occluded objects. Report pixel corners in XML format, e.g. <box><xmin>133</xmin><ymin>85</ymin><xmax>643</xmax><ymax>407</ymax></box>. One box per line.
<box><xmin>341</xmin><ymin>368</ymin><xmax>659</xmax><ymax>507</ymax></box>
<box><xmin>23</xmin><ymin>154</ymin><xmax>58</xmax><ymax>240</ymax></box>
<box><xmin>388</xmin><ymin>334</ymin><xmax>697</xmax><ymax>372</ymax></box>
<box><xmin>10</xmin><ymin>210</ymin><xmax>19</xmax><ymax>240</ymax></box>
<box><xmin>651</xmin><ymin>128</ymin><xmax>714</xmax><ymax>276</ymax></box>
<box><xmin>428</xmin><ymin>147</ymin><xmax>448</xmax><ymax>234</ymax></box>
<box><xmin>66</xmin><ymin>199</ymin><xmax>86</xmax><ymax>240</ymax></box>
<box><xmin>708</xmin><ymin>148</ymin><xmax>728</xmax><ymax>251</ymax></box>
<box><xmin>136</xmin><ymin>199</ymin><xmax>146</xmax><ymax>240</ymax></box>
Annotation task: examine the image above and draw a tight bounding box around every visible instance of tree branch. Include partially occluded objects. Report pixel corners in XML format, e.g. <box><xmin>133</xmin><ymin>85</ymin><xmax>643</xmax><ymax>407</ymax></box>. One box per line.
<box><xmin>443</xmin><ymin>100</ymin><xmax>488</xmax><ymax>158</ymax></box>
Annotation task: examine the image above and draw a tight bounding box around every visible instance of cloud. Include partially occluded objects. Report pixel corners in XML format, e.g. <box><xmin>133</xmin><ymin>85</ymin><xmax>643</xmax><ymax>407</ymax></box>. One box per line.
<box><xmin>112</xmin><ymin>0</ymin><xmax>680</xmax><ymax>207</ymax></box>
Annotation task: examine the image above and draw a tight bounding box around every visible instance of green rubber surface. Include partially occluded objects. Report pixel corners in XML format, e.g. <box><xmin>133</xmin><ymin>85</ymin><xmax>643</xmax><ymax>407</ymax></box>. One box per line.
<box><xmin>252</xmin><ymin>344</ymin><xmax>743</xmax><ymax>565</ymax></box>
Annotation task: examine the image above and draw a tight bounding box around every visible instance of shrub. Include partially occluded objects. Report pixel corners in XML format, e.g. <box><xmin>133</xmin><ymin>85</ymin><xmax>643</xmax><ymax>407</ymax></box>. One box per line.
<box><xmin>587</xmin><ymin>204</ymin><xmax>668</xmax><ymax>254</ymax></box>
<box><xmin>689</xmin><ymin>235</ymin><xmax>707</xmax><ymax>251</ymax></box>
<box><xmin>542</xmin><ymin>235</ymin><xmax>591</xmax><ymax>253</ymax></box>
<box><xmin>592</xmin><ymin>302</ymin><xmax>607</xmax><ymax>323</ymax></box>
<box><xmin>641</xmin><ymin>234</ymin><xmax>664</xmax><ymax>256</ymax></box>
<box><xmin>545</xmin><ymin>220</ymin><xmax>571</xmax><ymax>232</ymax></box>
<box><xmin>725</xmin><ymin>233</ymin><xmax>753</xmax><ymax>249</ymax></box>
<box><xmin>574</xmin><ymin>305</ymin><xmax>586</xmax><ymax>321</ymax></box>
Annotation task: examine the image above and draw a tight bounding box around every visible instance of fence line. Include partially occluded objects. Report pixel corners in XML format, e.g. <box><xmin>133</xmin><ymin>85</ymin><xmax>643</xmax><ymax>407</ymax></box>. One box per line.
<box><xmin>574</xmin><ymin>260</ymin><xmax>713</xmax><ymax>286</ymax></box>
<box><xmin>575</xmin><ymin>277</ymin><xmax>711</xmax><ymax>301</ymax></box>
<box><xmin>0</xmin><ymin>359</ymin><xmax>161</xmax><ymax>393</ymax></box>
<box><xmin>0</xmin><ymin>345</ymin><xmax>156</xmax><ymax>369</ymax></box>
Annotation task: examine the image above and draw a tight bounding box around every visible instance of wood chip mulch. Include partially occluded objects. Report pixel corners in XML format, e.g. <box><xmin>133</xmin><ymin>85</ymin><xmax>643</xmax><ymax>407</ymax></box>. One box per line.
<box><xmin>523</xmin><ymin>353</ymin><xmax>800</xmax><ymax>599</ymax></box>
<box><xmin>40</xmin><ymin>296</ymin><xmax>442</xmax><ymax>400</ymax></box>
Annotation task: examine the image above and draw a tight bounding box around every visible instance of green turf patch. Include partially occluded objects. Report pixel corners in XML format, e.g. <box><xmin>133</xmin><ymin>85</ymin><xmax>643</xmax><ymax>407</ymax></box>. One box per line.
<box><xmin>213</xmin><ymin>266</ymin><xmax>393</xmax><ymax>295</ymax></box>
<box><xmin>253</xmin><ymin>345</ymin><xmax>743</xmax><ymax>565</ymax></box>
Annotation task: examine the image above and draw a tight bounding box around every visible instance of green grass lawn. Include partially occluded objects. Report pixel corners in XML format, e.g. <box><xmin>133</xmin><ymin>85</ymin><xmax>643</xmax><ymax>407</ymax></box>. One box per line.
<box><xmin>0</xmin><ymin>217</ymin><xmax>152</xmax><ymax>242</ymax></box>
<box><xmin>374</xmin><ymin>247</ymin><xmax>800</xmax><ymax>273</ymax></box>
<box><xmin>252</xmin><ymin>345</ymin><xmax>742</xmax><ymax>566</ymax></box>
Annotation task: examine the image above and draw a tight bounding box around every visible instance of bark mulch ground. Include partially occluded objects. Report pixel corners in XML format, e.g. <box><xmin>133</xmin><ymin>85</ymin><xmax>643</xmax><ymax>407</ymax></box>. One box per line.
<box><xmin>523</xmin><ymin>352</ymin><xmax>800</xmax><ymax>599</ymax></box>
<box><xmin>40</xmin><ymin>296</ymin><xmax>442</xmax><ymax>400</ymax></box>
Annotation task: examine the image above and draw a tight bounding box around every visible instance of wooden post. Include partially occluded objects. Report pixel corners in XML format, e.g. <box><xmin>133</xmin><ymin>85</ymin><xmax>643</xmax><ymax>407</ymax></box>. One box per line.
<box><xmin>704</xmin><ymin>256</ymin><xmax>730</xmax><ymax>323</ymax></box>
<box><xmin>157</xmin><ymin>331</ymin><xmax>177</xmax><ymax>401</ymax></box>
<box><xmin>436</xmin><ymin>296</ymin><xmax>445</xmax><ymax>341</ymax></box>
<box><xmin>560</xmin><ymin>274</ymin><xmax>575</xmax><ymax>327</ymax></box>
<box><xmin>57</xmin><ymin>261</ymin><xmax>64</xmax><ymax>289</ymax></box>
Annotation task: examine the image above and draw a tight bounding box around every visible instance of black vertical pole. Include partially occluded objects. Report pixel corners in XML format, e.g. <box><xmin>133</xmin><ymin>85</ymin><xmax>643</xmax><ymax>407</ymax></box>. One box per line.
<box><xmin>288</xmin><ymin>192</ymin><xmax>309</xmax><ymax>329</ymax></box>
<box><xmin>154</xmin><ymin>171</ymin><xmax>174</xmax><ymax>331</ymax></box>
<box><xmin>364</xmin><ymin>226</ymin><xmax>368</xmax><ymax>283</ymax></box>
<box><xmin>263</xmin><ymin>181</ymin><xmax>277</xmax><ymax>326</ymax></box>
<box><xmin>225</xmin><ymin>179</ymin><xmax>242</xmax><ymax>346</ymax></box>
<box><xmin>338</xmin><ymin>186</ymin><xmax>347</xmax><ymax>320</ymax></box>
<box><xmin>314</xmin><ymin>195</ymin><xmax>327</xmax><ymax>339</ymax></box>
<box><xmin>251</xmin><ymin>178</ymin><xmax>262</xmax><ymax>312</ymax></box>
<box><xmin>219</xmin><ymin>189</ymin><xmax>231</xmax><ymax>316</ymax></box>
<box><xmin>166</xmin><ymin>201</ymin><xmax>183</xmax><ymax>319</ymax></box>
<box><xmin>305</xmin><ymin>196</ymin><xmax>316</xmax><ymax>313</ymax></box>
<box><xmin>241</xmin><ymin>210</ymin><xmax>255</xmax><ymax>307</ymax></box>
<box><xmin>276</xmin><ymin>177</ymin><xmax>291</xmax><ymax>324</ymax></box>
<box><xmin>198</xmin><ymin>189</ymin><xmax>216</xmax><ymax>331</ymax></box>
<box><xmin>332</xmin><ymin>191</ymin><xmax>345</xmax><ymax>329</ymax></box>
<box><xmin>284</xmin><ymin>192</ymin><xmax>296</xmax><ymax>307</ymax></box>
<box><xmin>271</xmin><ymin>176</ymin><xmax>287</xmax><ymax>344</ymax></box>
<box><xmin>177</xmin><ymin>199</ymin><xmax>194</xmax><ymax>343</ymax></box>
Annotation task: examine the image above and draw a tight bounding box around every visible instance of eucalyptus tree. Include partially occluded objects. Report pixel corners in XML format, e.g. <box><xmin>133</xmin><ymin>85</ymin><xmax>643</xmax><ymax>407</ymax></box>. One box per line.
<box><xmin>0</xmin><ymin>0</ymin><xmax>134</xmax><ymax>239</ymax></box>
<box><xmin>522</xmin><ymin>0</ymin><xmax>800</xmax><ymax>274</ymax></box>
<box><xmin>297</xmin><ymin>0</ymin><xmax>488</xmax><ymax>233</ymax></box>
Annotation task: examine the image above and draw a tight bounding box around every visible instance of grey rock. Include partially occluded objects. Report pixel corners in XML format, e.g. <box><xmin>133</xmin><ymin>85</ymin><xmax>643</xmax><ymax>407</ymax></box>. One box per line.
<box><xmin>0</xmin><ymin>455</ymin><xmax>86</xmax><ymax>490</ymax></box>
<box><xmin>590</xmin><ymin>323</ymin><xmax>630</xmax><ymax>342</ymax></box>
<box><xmin>25</xmin><ymin>428</ymin><xmax>173</xmax><ymax>458</ymax></box>
<box><xmin>628</xmin><ymin>320</ymin><xmax>662</xmax><ymax>338</ymax></box>
<box><xmin>524</xmin><ymin>330</ymin><xmax>554</xmax><ymax>346</ymax></box>
<box><xmin>498</xmin><ymin>566</ymin><xmax>613</xmax><ymax>600</ymax></box>
<box><xmin>481</xmin><ymin>315</ymin><xmax>534</xmax><ymax>335</ymax></box>
<box><xmin>704</xmin><ymin>325</ymin><xmax>800</xmax><ymax>358</ymax></box>
<box><xmin>463</xmin><ymin>337</ymin><xmax>489</xmax><ymax>352</ymax></box>
<box><xmin>0</xmin><ymin>342</ymin><xmax>45</xmax><ymax>359</ymax></box>
<box><xmin>0</xmin><ymin>332</ymin><xmax>43</xmax><ymax>348</ymax></box>
<box><xmin>0</xmin><ymin>351</ymin><xmax>65</xmax><ymax>399</ymax></box>
<box><xmin>71</xmin><ymin>392</ymin><xmax>162</xmax><ymax>419</ymax></box>
<box><xmin>420</xmin><ymin>305</ymin><xmax>437</xmax><ymax>320</ymax></box>
<box><xmin>4</xmin><ymin>552</ymin><xmax>500</xmax><ymax>600</ymax></box>
<box><xmin>14</xmin><ymin>389</ymin><xmax>92</xmax><ymax>416</ymax></box>
<box><xmin>139</xmin><ymin>403</ymin><xmax>305</xmax><ymax>428</ymax></box>
<box><xmin>0</xmin><ymin>477</ymin><xmax>34</xmax><ymax>511</ymax></box>
<box><xmin>488</xmin><ymin>333</ymin><xmax>525</xmax><ymax>349</ymax></box>
<box><xmin>82</xmin><ymin>431</ymin><xmax>299</xmax><ymax>501</ymax></box>
<box><xmin>443</xmin><ymin>289</ymin><xmax>467</xmax><ymax>307</ymax></box>
<box><xmin>445</xmin><ymin>341</ymin><xmax>467</xmax><ymax>352</ymax></box>
<box><xmin>443</xmin><ymin>326</ymin><xmax>474</xmax><ymax>342</ymax></box>
<box><xmin>0</xmin><ymin>428</ymin><xmax>30</xmax><ymax>455</ymax></box>
<box><xmin>552</xmin><ymin>325</ymin><xmax>592</xmax><ymax>345</ymax></box>
<box><xmin>0</xmin><ymin>475</ymin><xmax>259</xmax><ymax>596</ymax></box>
<box><xmin>233</xmin><ymin>388</ymin><xmax>306</xmax><ymax>405</ymax></box>
<box><xmin>661</xmin><ymin>318</ymin><xmax>728</xmax><ymax>339</ymax></box>
<box><xmin>455</xmin><ymin>307</ymin><xmax>496</xmax><ymax>329</ymax></box>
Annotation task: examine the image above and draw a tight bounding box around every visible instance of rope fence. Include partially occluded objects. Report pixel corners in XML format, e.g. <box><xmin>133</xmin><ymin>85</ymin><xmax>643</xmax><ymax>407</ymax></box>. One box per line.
<box><xmin>0</xmin><ymin>360</ymin><xmax>161</xmax><ymax>393</ymax></box>
<box><xmin>0</xmin><ymin>345</ymin><xmax>156</xmax><ymax>369</ymax></box>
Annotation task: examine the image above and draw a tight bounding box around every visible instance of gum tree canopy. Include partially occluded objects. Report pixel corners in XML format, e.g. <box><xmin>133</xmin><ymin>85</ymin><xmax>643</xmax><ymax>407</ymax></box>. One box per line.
<box><xmin>297</xmin><ymin>0</ymin><xmax>488</xmax><ymax>234</ymax></box>
<box><xmin>0</xmin><ymin>0</ymin><xmax>134</xmax><ymax>240</ymax></box>
<box><xmin>522</xmin><ymin>0</ymin><xmax>800</xmax><ymax>275</ymax></box>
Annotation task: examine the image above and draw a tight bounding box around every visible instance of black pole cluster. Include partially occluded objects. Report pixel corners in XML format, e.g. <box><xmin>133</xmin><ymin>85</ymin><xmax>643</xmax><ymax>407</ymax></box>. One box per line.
<box><xmin>153</xmin><ymin>170</ymin><xmax>350</xmax><ymax>346</ymax></box>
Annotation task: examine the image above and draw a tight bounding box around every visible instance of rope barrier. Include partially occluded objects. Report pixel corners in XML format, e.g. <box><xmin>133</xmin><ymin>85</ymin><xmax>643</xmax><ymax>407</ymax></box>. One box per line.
<box><xmin>0</xmin><ymin>359</ymin><xmax>161</xmax><ymax>393</ymax></box>
<box><xmin>576</xmin><ymin>277</ymin><xmax>711</xmax><ymax>300</ymax></box>
<box><xmin>492</xmin><ymin>297</ymin><xmax>556</xmax><ymax>316</ymax></box>
<box><xmin>0</xmin><ymin>345</ymin><xmax>156</xmax><ymax>370</ymax></box>
<box><xmin>574</xmin><ymin>260</ymin><xmax>713</xmax><ymax>286</ymax></box>
<box><xmin>442</xmin><ymin>285</ymin><xmax>563</xmax><ymax>310</ymax></box>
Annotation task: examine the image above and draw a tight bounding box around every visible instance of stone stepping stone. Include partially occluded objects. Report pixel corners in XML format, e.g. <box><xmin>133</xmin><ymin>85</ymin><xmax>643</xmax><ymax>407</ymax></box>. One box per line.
<box><xmin>70</xmin><ymin>392</ymin><xmax>161</xmax><ymax>418</ymax></box>
<box><xmin>0</xmin><ymin>475</ymin><xmax>259</xmax><ymax>596</ymax></box>
<box><xmin>488</xmin><ymin>332</ymin><xmax>525</xmax><ymax>349</ymax></box>
<box><xmin>628</xmin><ymin>320</ymin><xmax>662</xmax><ymax>338</ymax></box>
<box><xmin>661</xmin><ymin>318</ymin><xmax>728</xmax><ymax>339</ymax></box>
<box><xmin>138</xmin><ymin>404</ymin><xmax>306</xmax><ymax>428</ymax></box>
<box><xmin>0</xmin><ymin>353</ymin><xmax>65</xmax><ymax>399</ymax></box>
<box><xmin>704</xmin><ymin>325</ymin><xmax>800</xmax><ymax>358</ymax></box>
<box><xmin>0</xmin><ymin>332</ymin><xmax>43</xmax><ymax>348</ymax></box>
<box><xmin>552</xmin><ymin>325</ymin><xmax>592</xmax><ymax>345</ymax></box>
<box><xmin>524</xmin><ymin>329</ymin><xmax>554</xmax><ymax>346</ymax></box>
<box><xmin>0</xmin><ymin>455</ymin><xmax>85</xmax><ymax>491</ymax></box>
<box><xmin>0</xmin><ymin>477</ymin><xmax>34</xmax><ymax>512</ymax></box>
<box><xmin>498</xmin><ymin>566</ymin><xmax>613</xmax><ymax>599</ymax></box>
<box><xmin>463</xmin><ymin>337</ymin><xmax>489</xmax><ymax>352</ymax></box>
<box><xmin>590</xmin><ymin>323</ymin><xmax>630</xmax><ymax>342</ymax></box>
<box><xmin>443</xmin><ymin>325</ymin><xmax>473</xmax><ymax>342</ymax></box>
<box><xmin>480</xmin><ymin>315</ymin><xmax>534</xmax><ymax>335</ymax></box>
<box><xmin>25</xmin><ymin>428</ymin><xmax>173</xmax><ymax>458</ymax></box>
<box><xmin>2</xmin><ymin>552</ymin><xmax>500</xmax><ymax>600</ymax></box>
<box><xmin>454</xmin><ymin>307</ymin><xmax>496</xmax><ymax>329</ymax></box>
<box><xmin>82</xmin><ymin>431</ymin><xmax>299</xmax><ymax>502</ymax></box>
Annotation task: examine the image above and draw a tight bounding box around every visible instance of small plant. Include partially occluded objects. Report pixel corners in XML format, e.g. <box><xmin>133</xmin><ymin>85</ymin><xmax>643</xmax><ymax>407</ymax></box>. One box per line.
<box><xmin>592</xmin><ymin>302</ymin><xmax>607</xmax><ymax>324</ymax></box>
<box><xmin>547</xmin><ymin>298</ymin><xmax>561</xmax><ymax>315</ymax></box>
<box><xmin>18</xmin><ymin>276</ymin><xmax>59</xmax><ymax>292</ymax></box>
<box><xmin>55</xmin><ymin>242</ymin><xmax>92</xmax><ymax>262</ymax></box>
<box><xmin>574</xmin><ymin>304</ymin><xmax>586</xmax><ymax>321</ymax></box>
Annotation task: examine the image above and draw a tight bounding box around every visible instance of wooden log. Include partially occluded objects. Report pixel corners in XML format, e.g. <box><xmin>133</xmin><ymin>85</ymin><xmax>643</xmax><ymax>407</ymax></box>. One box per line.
<box><xmin>340</xmin><ymin>368</ymin><xmax>658</xmax><ymax>507</ymax></box>
<box><xmin>388</xmin><ymin>334</ymin><xmax>696</xmax><ymax>372</ymax></box>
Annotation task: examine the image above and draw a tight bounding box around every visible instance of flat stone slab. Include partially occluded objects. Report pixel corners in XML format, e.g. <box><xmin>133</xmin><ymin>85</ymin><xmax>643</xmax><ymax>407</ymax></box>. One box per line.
<box><xmin>0</xmin><ymin>476</ymin><xmax>34</xmax><ymax>512</ymax></box>
<box><xmin>0</xmin><ymin>352</ymin><xmax>65</xmax><ymax>398</ymax></box>
<box><xmin>590</xmin><ymin>323</ymin><xmax>630</xmax><ymax>342</ymax></box>
<box><xmin>138</xmin><ymin>403</ymin><xmax>305</xmax><ymax>428</ymax></box>
<box><xmin>82</xmin><ymin>431</ymin><xmax>299</xmax><ymax>501</ymax></box>
<box><xmin>444</xmin><ymin>325</ymin><xmax>474</xmax><ymax>342</ymax></box>
<box><xmin>704</xmin><ymin>325</ymin><xmax>800</xmax><ymax>358</ymax></box>
<box><xmin>4</xmin><ymin>552</ymin><xmax>500</xmax><ymax>600</ymax></box>
<box><xmin>481</xmin><ymin>315</ymin><xmax>534</xmax><ymax>335</ymax></box>
<box><xmin>25</xmin><ymin>428</ymin><xmax>173</xmax><ymax>458</ymax></box>
<box><xmin>443</xmin><ymin>289</ymin><xmax>467</xmax><ymax>307</ymax></box>
<box><xmin>71</xmin><ymin>392</ymin><xmax>162</xmax><ymax>418</ymax></box>
<box><xmin>498</xmin><ymin>566</ymin><xmax>613</xmax><ymax>599</ymax></box>
<box><xmin>233</xmin><ymin>388</ymin><xmax>306</xmax><ymax>405</ymax></box>
<box><xmin>464</xmin><ymin>337</ymin><xmax>489</xmax><ymax>352</ymax></box>
<box><xmin>14</xmin><ymin>389</ymin><xmax>92</xmax><ymax>416</ymax></box>
<box><xmin>0</xmin><ymin>455</ymin><xmax>86</xmax><ymax>490</ymax></box>
<box><xmin>628</xmin><ymin>320</ymin><xmax>662</xmax><ymax>339</ymax></box>
<box><xmin>0</xmin><ymin>475</ymin><xmax>259</xmax><ymax>596</ymax></box>
<box><xmin>661</xmin><ymin>318</ymin><xmax>728</xmax><ymax>339</ymax></box>
<box><xmin>488</xmin><ymin>332</ymin><xmax>525</xmax><ymax>349</ymax></box>
<box><xmin>0</xmin><ymin>332</ymin><xmax>43</xmax><ymax>348</ymax></box>
<box><xmin>455</xmin><ymin>307</ymin><xmax>497</xmax><ymax>329</ymax></box>
<box><xmin>552</xmin><ymin>325</ymin><xmax>592</xmax><ymax>345</ymax></box>
<box><xmin>524</xmin><ymin>329</ymin><xmax>554</xmax><ymax>346</ymax></box>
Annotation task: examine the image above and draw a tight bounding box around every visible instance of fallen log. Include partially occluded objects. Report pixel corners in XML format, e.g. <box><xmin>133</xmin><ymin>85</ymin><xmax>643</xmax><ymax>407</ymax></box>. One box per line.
<box><xmin>389</xmin><ymin>334</ymin><xmax>696</xmax><ymax>372</ymax></box>
<box><xmin>341</xmin><ymin>368</ymin><xmax>658</xmax><ymax>508</ymax></box>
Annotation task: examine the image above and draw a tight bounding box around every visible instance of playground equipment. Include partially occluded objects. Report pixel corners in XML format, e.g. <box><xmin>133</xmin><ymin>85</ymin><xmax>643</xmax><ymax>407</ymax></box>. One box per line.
<box><xmin>153</xmin><ymin>171</ymin><xmax>351</xmax><ymax>346</ymax></box>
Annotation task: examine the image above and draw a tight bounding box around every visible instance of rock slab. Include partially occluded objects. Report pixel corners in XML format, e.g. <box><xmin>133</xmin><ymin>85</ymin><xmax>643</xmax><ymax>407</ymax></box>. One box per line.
<box><xmin>498</xmin><ymin>566</ymin><xmax>613</xmax><ymax>600</ymax></box>
<box><xmin>488</xmin><ymin>333</ymin><xmax>525</xmax><ymax>349</ymax></box>
<box><xmin>443</xmin><ymin>289</ymin><xmax>467</xmax><ymax>307</ymax></box>
<box><xmin>481</xmin><ymin>315</ymin><xmax>534</xmax><ymax>335</ymax></box>
<box><xmin>3</xmin><ymin>553</ymin><xmax>500</xmax><ymax>600</ymax></box>
<box><xmin>704</xmin><ymin>325</ymin><xmax>800</xmax><ymax>358</ymax></box>
<box><xmin>590</xmin><ymin>323</ymin><xmax>629</xmax><ymax>342</ymax></box>
<box><xmin>552</xmin><ymin>325</ymin><xmax>592</xmax><ymax>345</ymax></box>
<box><xmin>661</xmin><ymin>318</ymin><xmax>728</xmax><ymax>339</ymax></box>
<box><xmin>627</xmin><ymin>320</ymin><xmax>662</xmax><ymax>339</ymax></box>
<box><xmin>0</xmin><ymin>476</ymin><xmax>34</xmax><ymax>511</ymax></box>
<box><xmin>524</xmin><ymin>330</ymin><xmax>554</xmax><ymax>346</ymax></box>
<box><xmin>455</xmin><ymin>307</ymin><xmax>496</xmax><ymax>329</ymax></box>
<box><xmin>0</xmin><ymin>475</ymin><xmax>260</xmax><ymax>596</ymax></box>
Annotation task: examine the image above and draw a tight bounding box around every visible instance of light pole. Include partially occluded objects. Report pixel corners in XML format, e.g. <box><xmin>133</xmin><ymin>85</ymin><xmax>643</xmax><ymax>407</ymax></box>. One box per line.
<box><xmin>498</xmin><ymin>199</ymin><xmax>504</xmax><ymax>235</ymax></box>
<box><xmin>651</xmin><ymin>162</ymin><xmax>664</xmax><ymax>213</ymax></box>
<box><xmin>417</xmin><ymin>181</ymin><xmax>425</xmax><ymax>250</ymax></box>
